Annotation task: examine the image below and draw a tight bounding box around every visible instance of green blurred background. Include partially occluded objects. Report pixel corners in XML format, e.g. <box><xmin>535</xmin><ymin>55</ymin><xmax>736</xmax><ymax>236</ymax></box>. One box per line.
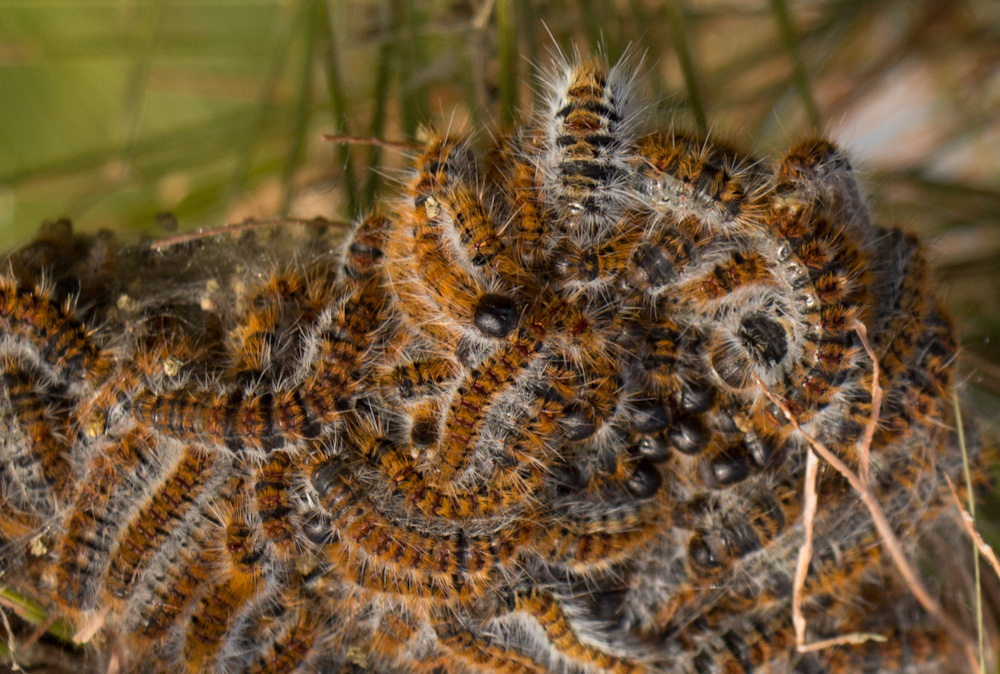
<box><xmin>0</xmin><ymin>0</ymin><xmax>998</xmax><ymax>421</ymax></box>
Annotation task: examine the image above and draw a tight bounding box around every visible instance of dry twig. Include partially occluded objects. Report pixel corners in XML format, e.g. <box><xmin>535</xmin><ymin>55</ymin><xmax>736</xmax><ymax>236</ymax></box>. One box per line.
<box><xmin>946</xmin><ymin>474</ymin><xmax>1000</xmax><ymax>583</ymax></box>
<box><xmin>854</xmin><ymin>321</ymin><xmax>882</xmax><ymax>485</ymax></box>
<box><xmin>0</xmin><ymin>605</ymin><xmax>19</xmax><ymax>671</ymax></box>
<box><xmin>791</xmin><ymin>448</ymin><xmax>818</xmax><ymax>647</ymax></box>
<box><xmin>754</xmin><ymin>320</ymin><xmax>977</xmax><ymax>668</ymax></box>
<box><xmin>21</xmin><ymin>613</ymin><xmax>56</xmax><ymax>652</ymax></box>
<box><xmin>149</xmin><ymin>217</ymin><xmax>348</xmax><ymax>251</ymax></box>
<box><xmin>322</xmin><ymin>134</ymin><xmax>419</xmax><ymax>150</ymax></box>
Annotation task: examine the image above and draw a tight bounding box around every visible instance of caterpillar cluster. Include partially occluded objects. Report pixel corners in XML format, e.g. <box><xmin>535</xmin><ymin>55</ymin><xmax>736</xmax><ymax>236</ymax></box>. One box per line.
<box><xmin>0</xmin><ymin>55</ymin><xmax>986</xmax><ymax>674</ymax></box>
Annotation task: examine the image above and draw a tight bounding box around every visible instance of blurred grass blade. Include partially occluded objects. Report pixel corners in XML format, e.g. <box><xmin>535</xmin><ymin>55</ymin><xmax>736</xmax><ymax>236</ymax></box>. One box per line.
<box><xmin>399</xmin><ymin>0</ymin><xmax>429</xmax><ymax>138</ymax></box>
<box><xmin>497</xmin><ymin>0</ymin><xmax>518</xmax><ymax>127</ymax></box>
<box><xmin>280</xmin><ymin>4</ymin><xmax>319</xmax><ymax>215</ymax></box>
<box><xmin>228</xmin><ymin>3</ymin><xmax>299</xmax><ymax>217</ymax></box>
<box><xmin>118</xmin><ymin>0</ymin><xmax>166</xmax><ymax>161</ymax></box>
<box><xmin>769</xmin><ymin>0</ymin><xmax>822</xmax><ymax>130</ymax></box>
<box><xmin>665</xmin><ymin>0</ymin><xmax>707</xmax><ymax>135</ymax></box>
<box><xmin>360</xmin><ymin>3</ymin><xmax>401</xmax><ymax>210</ymax></box>
<box><xmin>315</xmin><ymin>0</ymin><xmax>359</xmax><ymax>217</ymax></box>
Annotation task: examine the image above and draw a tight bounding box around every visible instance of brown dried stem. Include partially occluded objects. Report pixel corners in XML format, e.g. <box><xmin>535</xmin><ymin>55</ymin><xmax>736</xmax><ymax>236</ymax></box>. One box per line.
<box><xmin>322</xmin><ymin>134</ymin><xmax>420</xmax><ymax>150</ymax></box>
<box><xmin>853</xmin><ymin>320</ymin><xmax>882</xmax><ymax>486</ymax></box>
<box><xmin>797</xmin><ymin>632</ymin><xmax>887</xmax><ymax>653</ymax></box>
<box><xmin>149</xmin><ymin>217</ymin><xmax>348</xmax><ymax>251</ymax></box>
<box><xmin>20</xmin><ymin>614</ymin><xmax>56</xmax><ymax>652</ymax></box>
<box><xmin>769</xmin><ymin>385</ymin><xmax>887</xmax><ymax>653</ymax></box>
<box><xmin>0</xmin><ymin>605</ymin><xmax>18</xmax><ymax>671</ymax></box>
<box><xmin>945</xmin><ymin>474</ymin><xmax>1000</xmax><ymax>584</ymax></box>
<box><xmin>791</xmin><ymin>447</ymin><xmax>817</xmax><ymax>647</ymax></box>
<box><xmin>754</xmin><ymin>320</ymin><xmax>977</xmax><ymax>666</ymax></box>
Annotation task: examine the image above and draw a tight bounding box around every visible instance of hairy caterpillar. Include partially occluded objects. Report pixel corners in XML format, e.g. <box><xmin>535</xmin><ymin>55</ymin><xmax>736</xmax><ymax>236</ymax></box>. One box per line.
<box><xmin>0</xmin><ymin>53</ymin><xmax>987</xmax><ymax>674</ymax></box>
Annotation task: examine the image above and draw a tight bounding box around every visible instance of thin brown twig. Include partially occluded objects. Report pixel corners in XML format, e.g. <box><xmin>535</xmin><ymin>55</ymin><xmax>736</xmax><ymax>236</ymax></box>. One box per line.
<box><xmin>779</xmin><ymin>398</ymin><xmax>886</xmax><ymax>652</ymax></box>
<box><xmin>853</xmin><ymin>320</ymin><xmax>882</xmax><ymax>486</ymax></box>
<box><xmin>791</xmin><ymin>447</ymin><xmax>818</xmax><ymax>646</ymax></box>
<box><xmin>149</xmin><ymin>217</ymin><xmax>349</xmax><ymax>251</ymax></box>
<box><xmin>791</xmin><ymin>449</ymin><xmax>885</xmax><ymax>652</ymax></box>
<box><xmin>752</xmin><ymin>320</ymin><xmax>978</xmax><ymax>667</ymax></box>
<box><xmin>945</xmin><ymin>474</ymin><xmax>1000</xmax><ymax>582</ymax></box>
<box><xmin>20</xmin><ymin>613</ymin><xmax>56</xmax><ymax>652</ymax></box>
<box><xmin>322</xmin><ymin>134</ymin><xmax>420</xmax><ymax>150</ymax></box>
<box><xmin>0</xmin><ymin>605</ymin><xmax>18</xmax><ymax>671</ymax></box>
<box><xmin>797</xmin><ymin>632</ymin><xmax>887</xmax><ymax>653</ymax></box>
